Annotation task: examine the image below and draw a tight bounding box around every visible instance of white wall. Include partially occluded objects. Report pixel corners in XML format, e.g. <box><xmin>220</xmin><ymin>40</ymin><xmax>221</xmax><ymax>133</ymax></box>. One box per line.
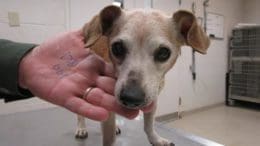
<box><xmin>0</xmin><ymin>0</ymin><xmax>67</xmax><ymax>43</ymax></box>
<box><xmin>242</xmin><ymin>0</ymin><xmax>260</xmax><ymax>24</ymax></box>
<box><xmin>0</xmin><ymin>0</ymin><xmax>113</xmax><ymax>43</ymax></box>
<box><xmin>69</xmin><ymin>0</ymin><xmax>112</xmax><ymax>29</ymax></box>
<box><xmin>0</xmin><ymin>0</ymin><xmax>247</xmax><ymax>116</ymax></box>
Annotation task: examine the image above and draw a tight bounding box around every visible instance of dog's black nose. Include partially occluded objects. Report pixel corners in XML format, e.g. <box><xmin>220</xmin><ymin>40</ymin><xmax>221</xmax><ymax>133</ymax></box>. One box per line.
<box><xmin>119</xmin><ymin>85</ymin><xmax>145</xmax><ymax>107</ymax></box>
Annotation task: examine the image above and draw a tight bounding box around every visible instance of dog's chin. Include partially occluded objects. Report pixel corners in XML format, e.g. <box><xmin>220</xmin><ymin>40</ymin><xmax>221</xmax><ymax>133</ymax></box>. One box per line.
<box><xmin>117</xmin><ymin>99</ymin><xmax>154</xmax><ymax>110</ymax></box>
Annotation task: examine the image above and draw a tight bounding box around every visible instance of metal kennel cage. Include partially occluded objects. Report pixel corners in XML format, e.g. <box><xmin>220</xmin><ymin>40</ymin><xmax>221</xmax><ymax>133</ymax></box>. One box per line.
<box><xmin>228</xmin><ymin>26</ymin><xmax>260</xmax><ymax>105</ymax></box>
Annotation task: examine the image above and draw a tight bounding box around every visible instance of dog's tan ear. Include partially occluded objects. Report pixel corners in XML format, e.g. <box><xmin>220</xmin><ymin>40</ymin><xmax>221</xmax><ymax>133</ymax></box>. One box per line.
<box><xmin>83</xmin><ymin>5</ymin><xmax>122</xmax><ymax>48</ymax></box>
<box><xmin>83</xmin><ymin>15</ymin><xmax>102</xmax><ymax>48</ymax></box>
<box><xmin>173</xmin><ymin>10</ymin><xmax>210</xmax><ymax>54</ymax></box>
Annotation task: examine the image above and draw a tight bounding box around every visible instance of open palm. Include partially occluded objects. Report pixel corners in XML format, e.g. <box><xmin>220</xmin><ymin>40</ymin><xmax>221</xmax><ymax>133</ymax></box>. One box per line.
<box><xmin>18</xmin><ymin>30</ymin><xmax>139</xmax><ymax>121</ymax></box>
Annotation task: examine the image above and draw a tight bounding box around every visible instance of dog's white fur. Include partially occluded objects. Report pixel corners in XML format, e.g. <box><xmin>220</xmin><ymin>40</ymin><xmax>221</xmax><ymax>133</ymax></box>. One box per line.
<box><xmin>75</xmin><ymin>5</ymin><xmax>210</xmax><ymax>146</ymax></box>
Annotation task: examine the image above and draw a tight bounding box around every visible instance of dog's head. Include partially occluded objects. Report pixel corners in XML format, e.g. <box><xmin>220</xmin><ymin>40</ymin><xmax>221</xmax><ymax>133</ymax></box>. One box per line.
<box><xmin>84</xmin><ymin>6</ymin><xmax>210</xmax><ymax>109</ymax></box>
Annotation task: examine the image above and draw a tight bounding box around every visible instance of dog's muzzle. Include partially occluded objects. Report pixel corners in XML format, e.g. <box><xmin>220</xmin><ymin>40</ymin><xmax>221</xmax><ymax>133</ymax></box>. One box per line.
<box><xmin>119</xmin><ymin>84</ymin><xmax>146</xmax><ymax>108</ymax></box>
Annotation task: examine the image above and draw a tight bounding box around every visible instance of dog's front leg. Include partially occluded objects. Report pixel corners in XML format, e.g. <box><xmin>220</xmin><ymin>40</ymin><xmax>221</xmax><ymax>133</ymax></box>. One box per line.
<box><xmin>75</xmin><ymin>115</ymin><xmax>88</xmax><ymax>139</ymax></box>
<box><xmin>144</xmin><ymin>104</ymin><xmax>175</xmax><ymax>146</ymax></box>
<box><xmin>102</xmin><ymin>112</ymin><xmax>116</xmax><ymax>146</ymax></box>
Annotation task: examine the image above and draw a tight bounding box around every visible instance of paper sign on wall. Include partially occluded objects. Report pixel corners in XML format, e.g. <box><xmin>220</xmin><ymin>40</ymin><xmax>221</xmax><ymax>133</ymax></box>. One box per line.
<box><xmin>206</xmin><ymin>12</ymin><xmax>224</xmax><ymax>39</ymax></box>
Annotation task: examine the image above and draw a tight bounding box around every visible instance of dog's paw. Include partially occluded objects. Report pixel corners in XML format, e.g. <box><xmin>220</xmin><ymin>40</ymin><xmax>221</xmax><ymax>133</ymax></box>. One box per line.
<box><xmin>151</xmin><ymin>138</ymin><xmax>175</xmax><ymax>146</ymax></box>
<box><xmin>75</xmin><ymin>128</ymin><xmax>88</xmax><ymax>139</ymax></box>
<box><xmin>116</xmin><ymin>126</ymin><xmax>121</xmax><ymax>135</ymax></box>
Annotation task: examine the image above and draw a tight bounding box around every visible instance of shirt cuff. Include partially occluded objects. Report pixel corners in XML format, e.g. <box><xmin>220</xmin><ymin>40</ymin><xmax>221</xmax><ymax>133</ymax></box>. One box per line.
<box><xmin>0</xmin><ymin>39</ymin><xmax>36</xmax><ymax>101</ymax></box>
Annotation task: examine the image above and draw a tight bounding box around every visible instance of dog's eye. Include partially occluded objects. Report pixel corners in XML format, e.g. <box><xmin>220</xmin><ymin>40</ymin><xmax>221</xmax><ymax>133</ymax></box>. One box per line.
<box><xmin>111</xmin><ymin>41</ymin><xmax>127</xmax><ymax>59</ymax></box>
<box><xmin>154</xmin><ymin>47</ymin><xmax>171</xmax><ymax>62</ymax></box>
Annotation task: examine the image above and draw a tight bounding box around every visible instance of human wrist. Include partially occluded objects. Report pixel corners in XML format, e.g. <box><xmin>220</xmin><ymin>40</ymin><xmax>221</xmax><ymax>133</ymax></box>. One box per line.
<box><xmin>18</xmin><ymin>47</ymin><xmax>34</xmax><ymax>89</ymax></box>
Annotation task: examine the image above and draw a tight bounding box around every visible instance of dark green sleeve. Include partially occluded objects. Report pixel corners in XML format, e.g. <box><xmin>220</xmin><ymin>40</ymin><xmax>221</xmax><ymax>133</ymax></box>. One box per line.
<box><xmin>0</xmin><ymin>39</ymin><xmax>36</xmax><ymax>102</ymax></box>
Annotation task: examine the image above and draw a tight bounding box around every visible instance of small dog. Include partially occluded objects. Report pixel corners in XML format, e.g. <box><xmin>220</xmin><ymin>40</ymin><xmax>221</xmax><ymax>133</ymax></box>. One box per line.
<box><xmin>75</xmin><ymin>5</ymin><xmax>210</xmax><ymax>146</ymax></box>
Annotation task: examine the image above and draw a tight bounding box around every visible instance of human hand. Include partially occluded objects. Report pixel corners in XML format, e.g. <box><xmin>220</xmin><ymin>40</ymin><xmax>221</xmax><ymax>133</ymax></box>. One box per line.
<box><xmin>18</xmin><ymin>30</ymin><xmax>140</xmax><ymax>121</ymax></box>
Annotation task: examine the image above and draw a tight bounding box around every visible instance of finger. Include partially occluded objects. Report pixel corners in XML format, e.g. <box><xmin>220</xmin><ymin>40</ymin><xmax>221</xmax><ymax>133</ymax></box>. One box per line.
<box><xmin>66</xmin><ymin>73</ymin><xmax>96</xmax><ymax>94</ymax></box>
<box><xmin>69</xmin><ymin>29</ymin><xmax>85</xmax><ymax>44</ymax></box>
<box><xmin>73</xmin><ymin>29</ymin><xmax>84</xmax><ymax>36</ymax></box>
<box><xmin>141</xmin><ymin>101</ymin><xmax>155</xmax><ymax>113</ymax></box>
<box><xmin>86</xmin><ymin>88</ymin><xmax>139</xmax><ymax>119</ymax></box>
<box><xmin>96</xmin><ymin>76</ymin><xmax>116</xmax><ymax>95</ymax></box>
<box><xmin>64</xmin><ymin>96</ymin><xmax>109</xmax><ymax>121</ymax></box>
<box><xmin>78</xmin><ymin>53</ymin><xmax>106</xmax><ymax>75</ymax></box>
<box><xmin>104</xmin><ymin>63</ymin><xmax>116</xmax><ymax>78</ymax></box>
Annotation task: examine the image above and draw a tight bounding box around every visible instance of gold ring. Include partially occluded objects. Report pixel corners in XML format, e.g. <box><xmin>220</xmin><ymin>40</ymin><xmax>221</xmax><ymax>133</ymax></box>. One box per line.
<box><xmin>83</xmin><ymin>87</ymin><xmax>94</xmax><ymax>99</ymax></box>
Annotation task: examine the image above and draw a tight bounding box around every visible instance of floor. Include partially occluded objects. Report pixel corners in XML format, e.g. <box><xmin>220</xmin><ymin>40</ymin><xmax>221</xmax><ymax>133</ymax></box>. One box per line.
<box><xmin>0</xmin><ymin>107</ymin><xmax>223</xmax><ymax>146</ymax></box>
<box><xmin>166</xmin><ymin>105</ymin><xmax>260</xmax><ymax>146</ymax></box>
<box><xmin>1</xmin><ymin>98</ymin><xmax>260</xmax><ymax>146</ymax></box>
<box><xmin>0</xmin><ymin>97</ymin><xmax>55</xmax><ymax>115</ymax></box>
